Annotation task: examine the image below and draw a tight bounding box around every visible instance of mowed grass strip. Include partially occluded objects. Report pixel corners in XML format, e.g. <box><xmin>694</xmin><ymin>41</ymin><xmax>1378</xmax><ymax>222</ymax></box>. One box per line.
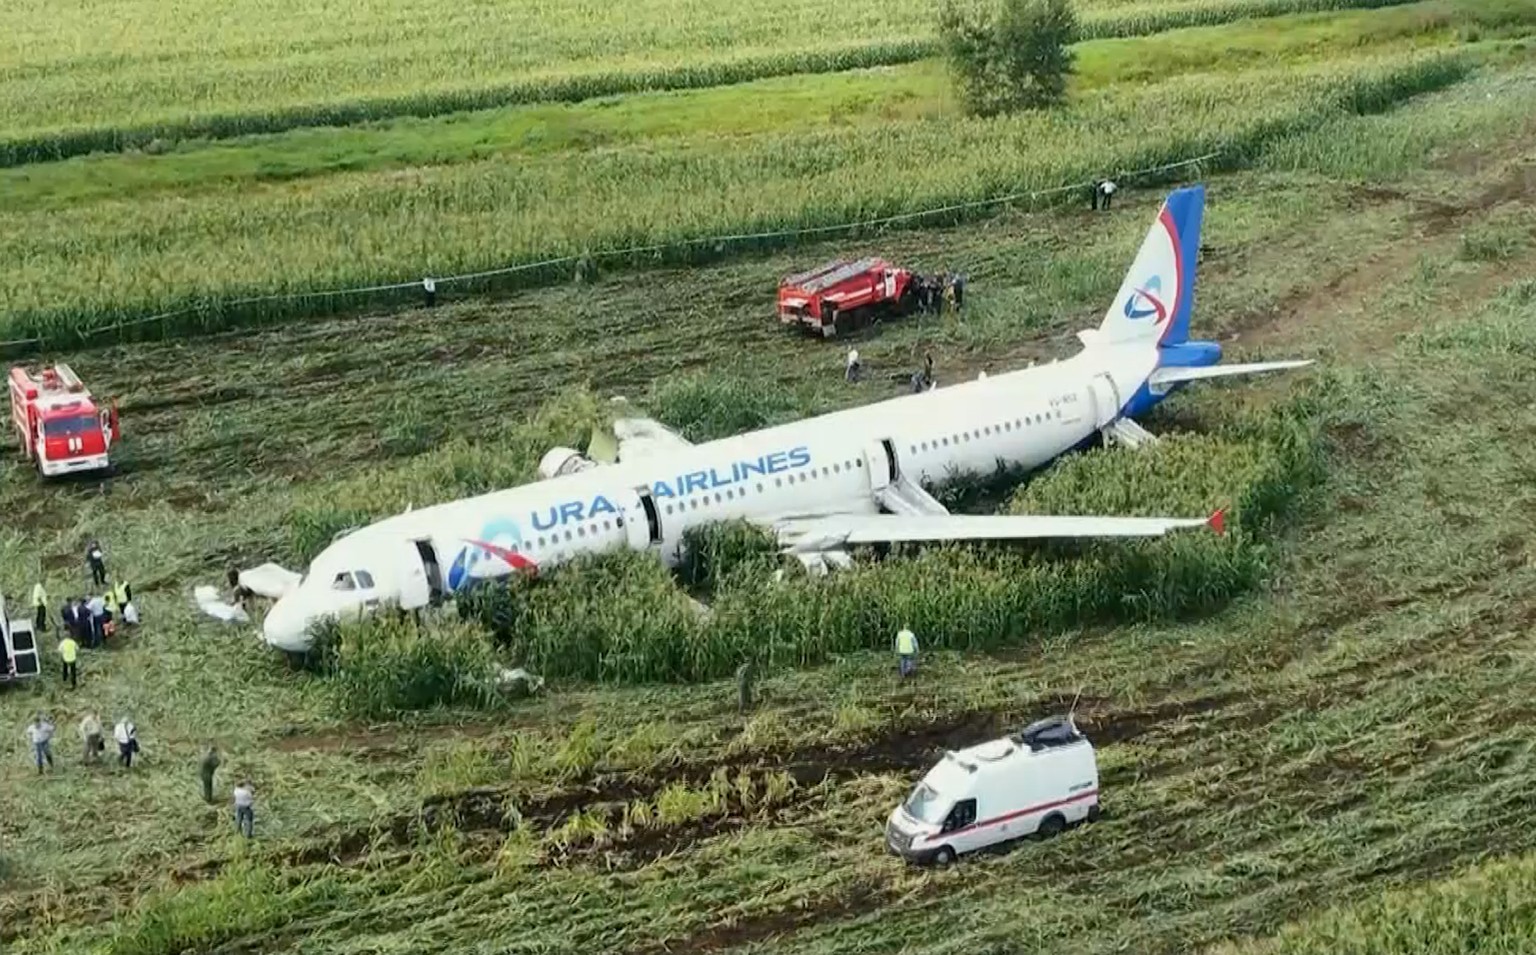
<box><xmin>6</xmin><ymin>0</ymin><xmax>1523</xmax><ymax>214</ymax></box>
<box><xmin>0</xmin><ymin>0</ymin><xmax>1445</xmax><ymax>165</ymax></box>
<box><xmin>0</xmin><ymin>51</ymin><xmax>1479</xmax><ymax>347</ymax></box>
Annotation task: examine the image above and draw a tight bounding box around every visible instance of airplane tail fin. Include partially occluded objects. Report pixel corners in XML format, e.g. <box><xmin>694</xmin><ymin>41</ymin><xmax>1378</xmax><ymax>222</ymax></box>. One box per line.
<box><xmin>1090</xmin><ymin>184</ymin><xmax>1205</xmax><ymax>348</ymax></box>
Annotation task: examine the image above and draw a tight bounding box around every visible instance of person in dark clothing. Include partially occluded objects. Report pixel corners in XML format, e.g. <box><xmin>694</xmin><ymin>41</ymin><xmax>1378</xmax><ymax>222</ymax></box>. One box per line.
<box><xmin>952</xmin><ymin>274</ymin><xmax>965</xmax><ymax>311</ymax></box>
<box><xmin>86</xmin><ymin>541</ymin><xmax>107</xmax><ymax>587</ymax></box>
<box><xmin>923</xmin><ymin>352</ymin><xmax>935</xmax><ymax>388</ymax></box>
<box><xmin>200</xmin><ymin>744</ymin><xmax>221</xmax><ymax>803</ymax></box>
<box><xmin>59</xmin><ymin>600</ymin><xmax>75</xmax><ymax>639</ymax></box>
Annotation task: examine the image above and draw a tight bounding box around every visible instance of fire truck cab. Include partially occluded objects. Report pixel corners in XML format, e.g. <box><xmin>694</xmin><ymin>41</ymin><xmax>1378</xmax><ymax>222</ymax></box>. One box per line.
<box><xmin>8</xmin><ymin>364</ymin><xmax>120</xmax><ymax>477</ymax></box>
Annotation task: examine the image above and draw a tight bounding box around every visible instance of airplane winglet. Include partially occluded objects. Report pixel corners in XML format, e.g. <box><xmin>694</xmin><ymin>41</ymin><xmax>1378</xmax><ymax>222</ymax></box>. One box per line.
<box><xmin>1208</xmin><ymin>507</ymin><xmax>1227</xmax><ymax>536</ymax></box>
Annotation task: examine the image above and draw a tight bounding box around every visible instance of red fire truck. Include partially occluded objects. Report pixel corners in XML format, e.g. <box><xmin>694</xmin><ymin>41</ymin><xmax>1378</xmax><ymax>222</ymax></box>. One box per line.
<box><xmin>777</xmin><ymin>257</ymin><xmax>919</xmax><ymax>338</ymax></box>
<box><xmin>8</xmin><ymin>363</ymin><xmax>120</xmax><ymax>477</ymax></box>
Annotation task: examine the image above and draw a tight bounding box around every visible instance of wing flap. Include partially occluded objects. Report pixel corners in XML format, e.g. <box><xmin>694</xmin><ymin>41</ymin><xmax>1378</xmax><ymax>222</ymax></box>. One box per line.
<box><xmin>775</xmin><ymin>509</ymin><xmax>1225</xmax><ymax>551</ymax></box>
<box><xmin>1148</xmin><ymin>360</ymin><xmax>1313</xmax><ymax>387</ymax></box>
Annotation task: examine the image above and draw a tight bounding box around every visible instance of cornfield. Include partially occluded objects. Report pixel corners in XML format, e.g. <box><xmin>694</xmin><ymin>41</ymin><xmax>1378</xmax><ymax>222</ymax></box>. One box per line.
<box><xmin>313</xmin><ymin>614</ymin><xmax>508</xmax><ymax>719</ymax></box>
<box><xmin>0</xmin><ymin>0</ymin><xmax>1434</xmax><ymax>165</ymax></box>
<box><xmin>459</xmin><ymin>405</ymin><xmax>1325</xmax><ymax>684</ymax></box>
<box><xmin>1213</xmin><ymin>853</ymin><xmax>1536</xmax><ymax>954</ymax></box>
<box><xmin>0</xmin><ymin>51</ymin><xmax>1474</xmax><ymax>347</ymax></box>
<box><xmin>288</xmin><ymin>389</ymin><xmax>603</xmax><ymax>561</ymax></box>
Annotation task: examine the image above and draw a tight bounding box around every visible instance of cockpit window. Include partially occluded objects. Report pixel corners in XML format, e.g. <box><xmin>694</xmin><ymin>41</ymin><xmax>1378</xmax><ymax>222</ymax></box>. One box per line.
<box><xmin>332</xmin><ymin>570</ymin><xmax>375</xmax><ymax>591</ymax></box>
<box><xmin>903</xmin><ymin>782</ymin><xmax>948</xmax><ymax>824</ymax></box>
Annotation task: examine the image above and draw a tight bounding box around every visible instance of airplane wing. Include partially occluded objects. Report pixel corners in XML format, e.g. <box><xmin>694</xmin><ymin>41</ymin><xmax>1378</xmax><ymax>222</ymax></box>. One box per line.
<box><xmin>1148</xmin><ymin>360</ymin><xmax>1313</xmax><ymax>388</ymax></box>
<box><xmin>611</xmin><ymin>415</ymin><xmax>694</xmax><ymax>461</ymax></box>
<box><xmin>773</xmin><ymin>509</ymin><xmax>1225</xmax><ymax>552</ymax></box>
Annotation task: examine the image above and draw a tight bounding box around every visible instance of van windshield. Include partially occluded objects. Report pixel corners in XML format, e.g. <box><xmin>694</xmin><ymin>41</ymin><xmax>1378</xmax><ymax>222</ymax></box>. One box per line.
<box><xmin>903</xmin><ymin>782</ymin><xmax>948</xmax><ymax>824</ymax></box>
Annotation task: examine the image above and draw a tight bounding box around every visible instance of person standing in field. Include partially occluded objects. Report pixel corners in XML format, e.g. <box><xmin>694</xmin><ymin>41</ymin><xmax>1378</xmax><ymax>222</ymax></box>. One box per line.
<box><xmin>58</xmin><ymin>632</ymin><xmax>78</xmax><ymax>689</ymax></box>
<box><xmin>736</xmin><ymin>661</ymin><xmax>756</xmax><ymax>713</ymax></box>
<box><xmin>114</xmin><ymin>716</ymin><xmax>138</xmax><ymax>769</ymax></box>
<box><xmin>895</xmin><ymin>626</ymin><xmax>919</xmax><ymax>679</ymax></box>
<box><xmin>27</xmin><ymin>714</ymin><xmax>55</xmax><ymax>775</ymax></box>
<box><xmin>845</xmin><ymin>348</ymin><xmax>862</xmax><ymax>384</ymax></box>
<box><xmin>233</xmin><ymin>780</ymin><xmax>256</xmax><ymax>839</ymax></box>
<box><xmin>80</xmin><ymin>711</ymin><xmax>103</xmax><ymax>765</ymax></box>
<box><xmin>31</xmin><ymin>581</ymin><xmax>48</xmax><ymax>633</ymax></box>
<box><xmin>86</xmin><ymin>540</ymin><xmax>107</xmax><ymax>588</ymax></box>
<box><xmin>200</xmin><ymin>744</ymin><xmax>221</xmax><ymax>803</ymax></box>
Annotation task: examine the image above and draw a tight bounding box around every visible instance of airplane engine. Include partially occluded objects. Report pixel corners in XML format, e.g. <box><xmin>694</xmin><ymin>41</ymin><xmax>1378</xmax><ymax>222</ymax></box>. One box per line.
<box><xmin>538</xmin><ymin>446</ymin><xmax>599</xmax><ymax>480</ymax></box>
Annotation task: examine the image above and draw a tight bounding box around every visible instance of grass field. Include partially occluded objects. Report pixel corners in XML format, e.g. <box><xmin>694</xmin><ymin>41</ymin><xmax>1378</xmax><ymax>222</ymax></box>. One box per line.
<box><xmin>4</xmin><ymin>0</ymin><xmax>1535</xmax><ymax>347</ymax></box>
<box><xmin>4</xmin><ymin>0</ymin><xmax>1536</xmax><ymax>951</ymax></box>
<box><xmin>0</xmin><ymin>0</ymin><xmax>1468</xmax><ymax>165</ymax></box>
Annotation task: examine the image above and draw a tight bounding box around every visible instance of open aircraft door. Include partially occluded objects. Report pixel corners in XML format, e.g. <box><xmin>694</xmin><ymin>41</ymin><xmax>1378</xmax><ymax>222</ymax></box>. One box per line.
<box><xmin>622</xmin><ymin>486</ymin><xmax>664</xmax><ymax>551</ymax></box>
<box><xmin>1086</xmin><ymin>374</ymin><xmax>1122</xmax><ymax>430</ymax></box>
<box><xmin>395</xmin><ymin>540</ymin><xmax>433</xmax><ymax>610</ymax></box>
<box><xmin>863</xmin><ymin>439</ymin><xmax>896</xmax><ymax>493</ymax></box>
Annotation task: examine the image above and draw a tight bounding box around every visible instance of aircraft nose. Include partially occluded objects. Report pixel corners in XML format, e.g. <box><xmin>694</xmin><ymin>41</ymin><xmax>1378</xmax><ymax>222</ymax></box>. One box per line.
<box><xmin>261</xmin><ymin>596</ymin><xmax>311</xmax><ymax>652</ymax></box>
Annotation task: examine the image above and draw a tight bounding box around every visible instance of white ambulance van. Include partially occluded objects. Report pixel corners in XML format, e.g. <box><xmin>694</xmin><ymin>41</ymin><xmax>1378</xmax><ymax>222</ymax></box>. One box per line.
<box><xmin>885</xmin><ymin>715</ymin><xmax>1099</xmax><ymax>865</ymax></box>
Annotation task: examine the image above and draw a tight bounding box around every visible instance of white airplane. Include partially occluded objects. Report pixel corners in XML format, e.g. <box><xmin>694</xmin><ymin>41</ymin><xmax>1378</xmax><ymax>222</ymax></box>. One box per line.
<box><xmin>260</xmin><ymin>184</ymin><xmax>1311</xmax><ymax>651</ymax></box>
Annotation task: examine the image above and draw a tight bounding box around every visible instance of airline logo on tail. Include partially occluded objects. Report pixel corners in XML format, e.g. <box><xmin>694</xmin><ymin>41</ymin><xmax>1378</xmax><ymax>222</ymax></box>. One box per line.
<box><xmin>1123</xmin><ymin>275</ymin><xmax>1167</xmax><ymax>322</ymax></box>
<box><xmin>1096</xmin><ymin>186</ymin><xmax>1202</xmax><ymax>346</ymax></box>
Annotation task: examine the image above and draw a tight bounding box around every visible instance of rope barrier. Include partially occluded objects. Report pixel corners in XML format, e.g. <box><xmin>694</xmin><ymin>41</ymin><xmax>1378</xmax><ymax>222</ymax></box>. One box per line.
<box><xmin>2</xmin><ymin>149</ymin><xmax>1220</xmax><ymax>353</ymax></box>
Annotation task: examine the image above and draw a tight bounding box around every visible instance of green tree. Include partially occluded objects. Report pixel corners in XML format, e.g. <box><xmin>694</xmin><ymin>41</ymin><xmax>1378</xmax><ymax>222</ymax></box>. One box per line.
<box><xmin>939</xmin><ymin>0</ymin><xmax>1077</xmax><ymax>117</ymax></box>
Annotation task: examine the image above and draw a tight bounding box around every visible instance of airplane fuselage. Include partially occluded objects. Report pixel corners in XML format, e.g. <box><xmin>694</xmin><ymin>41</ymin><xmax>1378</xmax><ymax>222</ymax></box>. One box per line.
<box><xmin>345</xmin><ymin>347</ymin><xmax>1146</xmax><ymax>573</ymax></box>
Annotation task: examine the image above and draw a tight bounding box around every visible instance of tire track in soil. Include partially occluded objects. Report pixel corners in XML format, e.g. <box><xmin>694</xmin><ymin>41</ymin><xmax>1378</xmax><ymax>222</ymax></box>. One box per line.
<box><xmin>605</xmin><ymin>594</ymin><xmax>1536</xmax><ymax>955</ymax></box>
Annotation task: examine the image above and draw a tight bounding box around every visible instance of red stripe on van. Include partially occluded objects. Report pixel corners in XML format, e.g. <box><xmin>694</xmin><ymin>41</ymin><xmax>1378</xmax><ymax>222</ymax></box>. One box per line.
<box><xmin>915</xmin><ymin>788</ymin><xmax>1098</xmax><ymax>843</ymax></box>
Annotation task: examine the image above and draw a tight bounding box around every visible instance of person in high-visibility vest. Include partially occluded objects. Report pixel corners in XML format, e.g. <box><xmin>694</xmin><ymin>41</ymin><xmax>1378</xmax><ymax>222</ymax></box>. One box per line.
<box><xmin>895</xmin><ymin>627</ymin><xmax>918</xmax><ymax>679</ymax></box>
<box><xmin>113</xmin><ymin>580</ymin><xmax>130</xmax><ymax>611</ymax></box>
<box><xmin>59</xmin><ymin>634</ymin><xmax>78</xmax><ymax>689</ymax></box>
<box><xmin>31</xmin><ymin>582</ymin><xmax>47</xmax><ymax>633</ymax></box>
<box><xmin>104</xmin><ymin>586</ymin><xmax>119</xmax><ymax>622</ymax></box>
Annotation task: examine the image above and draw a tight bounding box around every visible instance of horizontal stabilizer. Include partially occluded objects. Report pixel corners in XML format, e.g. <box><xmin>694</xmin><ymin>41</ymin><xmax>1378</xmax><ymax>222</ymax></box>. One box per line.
<box><xmin>1148</xmin><ymin>360</ymin><xmax>1313</xmax><ymax>388</ymax></box>
<box><xmin>774</xmin><ymin>509</ymin><xmax>1224</xmax><ymax>552</ymax></box>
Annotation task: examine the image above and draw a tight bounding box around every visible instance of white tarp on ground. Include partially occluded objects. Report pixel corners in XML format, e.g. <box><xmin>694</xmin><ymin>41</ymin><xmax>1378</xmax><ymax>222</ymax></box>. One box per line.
<box><xmin>239</xmin><ymin>563</ymin><xmax>302</xmax><ymax>599</ymax></box>
<box><xmin>194</xmin><ymin>585</ymin><xmax>249</xmax><ymax>624</ymax></box>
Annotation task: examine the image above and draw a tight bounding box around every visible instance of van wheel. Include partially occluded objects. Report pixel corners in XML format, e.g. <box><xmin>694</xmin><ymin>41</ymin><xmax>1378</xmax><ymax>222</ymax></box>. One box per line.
<box><xmin>1038</xmin><ymin>814</ymin><xmax>1067</xmax><ymax>838</ymax></box>
<box><xmin>1087</xmin><ymin>805</ymin><xmax>1102</xmax><ymax>823</ymax></box>
<box><xmin>933</xmin><ymin>846</ymin><xmax>956</xmax><ymax>866</ymax></box>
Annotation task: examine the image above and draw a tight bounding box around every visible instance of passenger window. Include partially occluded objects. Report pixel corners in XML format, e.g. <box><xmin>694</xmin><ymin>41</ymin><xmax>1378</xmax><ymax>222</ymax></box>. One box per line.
<box><xmin>332</xmin><ymin>572</ymin><xmax>356</xmax><ymax>592</ymax></box>
<box><xmin>616</xmin><ymin>517</ymin><xmax>625</xmax><ymax>527</ymax></box>
<box><xmin>942</xmin><ymin>798</ymin><xmax>978</xmax><ymax>833</ymax></box>
<box><xmin>354</xmin><ymin>570</ymin><xmax>374</xmax><ymax>589</ymax></box>
<box><xmin>756</xmin><ymin>482</ymin><xmax>764</xmax><ymax>493</ymax></box>
<box><xmin>537</xmin><ymin>536</ymin><xmax>546</xmax><ymax>547</ymax></box>
<box><xmin>564</xmin><ymin>530</ymin><xmax>572</xmax><ymax>541</ymax></box>
<box><xmin>775</xmin><ymin>478</ymin><xmax>783</xmax><ymax>487</ymax></box>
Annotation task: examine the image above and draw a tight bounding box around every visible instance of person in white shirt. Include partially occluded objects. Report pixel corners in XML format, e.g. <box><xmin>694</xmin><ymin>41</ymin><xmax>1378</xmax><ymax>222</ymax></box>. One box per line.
<box><xmin>233</xmin><ymin>781</ymin><xmax>256</xmax><ymax>838</ymax></box>
<box><xmin>1094</xmin><ymin>178</ymin><xmax>1118</xmax><ymax>210</ymax></box>
<box><xmin>27</xmin><ymin>714</ymin><xmax>55</xmax><ymax>774</ymax></box>
<box><xmin>114</xmin><ymin>717</ymin><xmax>138</xmax><ymax>769</ymax></box>
<box><xmin>845</xmin><ymin>348</ymin><xmax>862</xmax><ymax>383</ymax></box>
